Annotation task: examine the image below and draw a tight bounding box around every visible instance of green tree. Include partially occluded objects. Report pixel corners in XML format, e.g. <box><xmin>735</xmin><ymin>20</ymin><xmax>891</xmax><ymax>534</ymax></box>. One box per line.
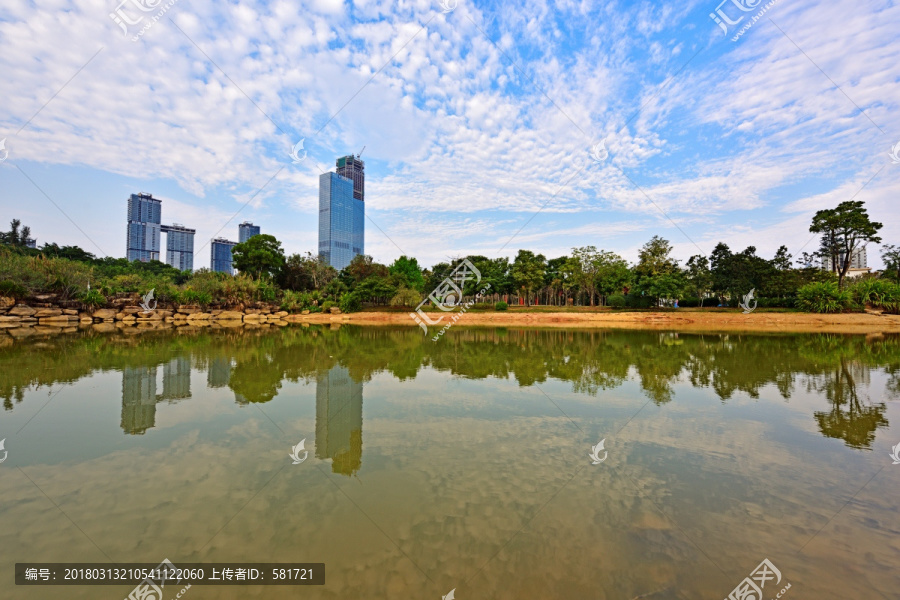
<box><xmin>510</xmin><ymin>250</ymin><xmax>546</xmax><ymax>306</ymax></box>
<box><xmin>231</xmin><ymin>234</ymin><xmax>285</xmax><ymax>280</ymax></box>
<box><xmin>881</xmin><ymin>244</ymin><xmax>900</xmax><ymax>281</ymax></box>
<box><xmin>685</xmin><ymin>254</ymin><xmax>712</xmax><ymax>306</ymax></box>
<box><xmin>345</xmin><ymin>254</ymin><xmax>388</xmax><ymax>285</ymax></box>
<box><xmin>279</xmin><ymin>252</ymin><xmax>336</xmax><ymax>291</ymax></box>
<box><xmin>810</xmin><ymin>201</ymin><xmax>883</xmax><ymax>289</ymax></box>
<box><xmin>595</xmin><ymin>251</ymin><xmax>631</xmax><ymax>305</ymax></box>
<box><xmin>1</xmin><ymin>219</ymin><xmax>32</xmax><ymax>247</ymax></box>
<box><xmin>633</xmin><ymin>236</ymin><xmax>681</xmax><ymax>305</ymax></box>
<box><xmin>389</xmin><ymin>256</ymin><xmax>425</xmax><ymax>292</ymax></box>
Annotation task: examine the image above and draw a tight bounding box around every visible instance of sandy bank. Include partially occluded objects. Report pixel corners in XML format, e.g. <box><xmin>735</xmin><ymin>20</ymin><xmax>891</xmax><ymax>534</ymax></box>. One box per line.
<box><xmin>288</xmin><ymin>309</ymin><xmax>900</xmax><ymax>334</ymax></box>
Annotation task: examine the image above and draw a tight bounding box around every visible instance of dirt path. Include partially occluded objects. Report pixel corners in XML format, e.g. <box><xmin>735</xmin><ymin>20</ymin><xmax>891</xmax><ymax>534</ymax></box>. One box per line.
<box><xmin>287</xmin><ymin>310</ymin><xmax>900</xmax><ymax>334</ymax></box>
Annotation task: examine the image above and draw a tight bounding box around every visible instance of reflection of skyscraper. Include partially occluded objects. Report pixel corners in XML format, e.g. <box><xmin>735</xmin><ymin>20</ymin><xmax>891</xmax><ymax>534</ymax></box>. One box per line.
<box><xmin>121</xmin><ymin>365</ymin><xmax>157</xmax><ymax>434</ymax></box>
<box><xmin>315</xmin><ymin>365</ymin><xmax>363</xmax><ymax>475</ymax></box>
<box><xmin>161</xmin><ymin>357</ymin><xmax>191</xmax><ymax>401</ymax></box>
<box><xmin>207</xmin><ymin>356</ymin><xmax>232</xmax><ymax>388</ymax></box>
<box><xmin>206</xmin><ymin>356</ymin><xmax>247</xmax><ymax>403</ymax></box>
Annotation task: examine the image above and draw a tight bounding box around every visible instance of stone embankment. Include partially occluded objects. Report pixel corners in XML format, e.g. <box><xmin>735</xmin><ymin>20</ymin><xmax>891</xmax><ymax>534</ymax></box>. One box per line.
<box><xmin>0</xmin><ymin>296</ymin><xmax>344</xmax><ymax>339</ymax></box>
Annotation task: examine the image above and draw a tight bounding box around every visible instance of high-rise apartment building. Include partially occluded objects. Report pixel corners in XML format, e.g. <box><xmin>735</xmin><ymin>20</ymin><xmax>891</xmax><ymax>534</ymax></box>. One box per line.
<box><xmin>238</xmin><ymin>221</ymin><xmax>261</xmax><ymax>243</ymax></box>
<box><xmin>126</xmin><ymin>193</ymin><xmax>162</xmax><ymax>262</ymax></box>
<box><xmin>319</xmin><ymin>171</ymin><xmax>364</xmax><ymax>271</ymax></box>
<box><xmin>336</xmin><ymin>155</ymin><xmax>365</xmax><ymax>201</ymax></box>
<box><xmin>161</xmin><ymin>224</ymin><xmax>195</xmax><ymax>271</ymax></box>
<box><xmin>211</xmin><ymin>238</ymin><xmax>237</xmax><ymax>274</ymax></box>
<box><xmin>821</xmin><ymin>245</ymin><xmax>868</xmax><ymax>271</ymax></box>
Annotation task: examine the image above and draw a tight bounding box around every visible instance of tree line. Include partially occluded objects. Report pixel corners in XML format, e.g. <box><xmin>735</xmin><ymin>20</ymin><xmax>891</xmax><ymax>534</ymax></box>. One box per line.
<box><xmin>1</xmin><ymin>200</ymin><xmax>896</xmax><ymax>312</ymax></box>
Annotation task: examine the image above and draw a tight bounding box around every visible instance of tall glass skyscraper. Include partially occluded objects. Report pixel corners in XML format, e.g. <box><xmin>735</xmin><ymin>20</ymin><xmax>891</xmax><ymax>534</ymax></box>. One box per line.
<box><xmin>238</xmin><ymin>221</ymin><xmax>261</xmax><ymax>243</ymax></box>
<box><xmin>126</xmin><ymin>193</ymin><xmax>161</xmax><ymax>262</ymax></box>
<box><xmin>211</xmin><ymin>238</ymin><xmax>237</xmax><ymax>274</ymax></box>
<box><xmin>161</xmin><ymin>224</ymin><xmax>195</xmax><ymax>271</ymax></box>
<box><xmin>319</xmin><ymin>171</ymin><xmax>364</xmax><ymax>270</ymax></box>
<box><xmin>336</xmin><ymin>155</ymin><xmax>365</xmax><ymax>201</ymax></box>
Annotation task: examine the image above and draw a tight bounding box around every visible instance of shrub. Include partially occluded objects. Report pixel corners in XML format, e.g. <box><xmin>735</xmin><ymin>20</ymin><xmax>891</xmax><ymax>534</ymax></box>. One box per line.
<box><xmin>624</xmin><ymin>294</ymin><xmax>654</xmax><ymax>309</ymax></box>
<box><xmin>853</xmin><ymin>278</ymin><xmax>900</xmax><ymax>314</ymax></box>
<box><xmin>320</xmin><ymin>300</ymin><xmax>336</xmax><ymax>313</ymax></box>
<box><xmin>390</xmin><ymin>288</ymin><xmax>421</xmax><ymax>308</ymax></box>
<box><xmin>256</xmin><ymin>279</ymin><xmax>277</xmax><ymax>302</ymax></box>
<box><xmin>796</xmin><ymin>281</ymin><xmax>853</xmax><ymax>313</ymax></box>
<box><xmin>495</xmin><ymin>301</ymin><xmax>509</xmax><ymax>311</ymax></box>
<box><xmin>280</xmin><ymin>290</ymin><xmax>303</xmax><ymax>312</ymax></box>
<box><xmin>340</xmin><ymin>293</ymin><xmax>362</xmax><ymax>313</ymax></box>
<box><xmin>179</xmin><ymin>289</ymin><xmax>213</xmax><ymax>306</ymax></box>
<box><xmin>80</xmin><ymin>289</ymin><xmax>106</xmax><ymax>308</ymax></box>
<box><xmin>607</xmin><ymin>294</ymin><xmax>626</xmax><ymax>309</ymax></box>
<box><xmin>0</xmin><ymin>280</ymin><xmax>28</xmax><ymax>299</ymax></box>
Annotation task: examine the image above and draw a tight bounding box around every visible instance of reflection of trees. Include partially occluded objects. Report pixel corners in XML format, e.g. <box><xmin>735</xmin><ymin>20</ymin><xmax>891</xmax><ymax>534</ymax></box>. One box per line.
<box><xmin>2</xmin><ymin>326</ymin><xmax>899</xmax><ymax>449</ymax></box>
<box><xmin>811</xmin><ymin>359</ymin><xmax>888</xmax><ymax>449</ymax></box>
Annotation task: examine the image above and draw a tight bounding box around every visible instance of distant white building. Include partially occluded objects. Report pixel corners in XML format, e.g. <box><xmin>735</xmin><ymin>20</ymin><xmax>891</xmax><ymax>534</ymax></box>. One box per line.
<box><xmin>821</xmin><ymin>245</ymin><xmax>870</xmax><ymax>278</ymax></box>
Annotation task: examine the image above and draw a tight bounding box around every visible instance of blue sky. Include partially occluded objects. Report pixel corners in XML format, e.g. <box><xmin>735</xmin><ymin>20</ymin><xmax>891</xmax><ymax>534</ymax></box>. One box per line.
<box><xmin>0</xmin><ymin>0</ymin><xmax>897</xmax><ymax>269</ymax></box>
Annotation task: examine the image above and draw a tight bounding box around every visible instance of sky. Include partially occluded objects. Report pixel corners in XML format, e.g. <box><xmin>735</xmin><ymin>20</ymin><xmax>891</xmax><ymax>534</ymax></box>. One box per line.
<box><xmin>0</xmin><ymin>0</ymin><xmax>898</xmax><ymax>270</ymax></box>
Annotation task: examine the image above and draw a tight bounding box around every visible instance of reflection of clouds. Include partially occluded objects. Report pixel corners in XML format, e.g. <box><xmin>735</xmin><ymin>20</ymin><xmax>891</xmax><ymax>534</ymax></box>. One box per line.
<box><xmin>1</xmin><ymin>384</ymin><xmax>898</xmax><ymax>599</ymax></box>
<box><xmin>3</xmin><ymin>330</ymin><xmax>900</xmax><ymax>598</ymax></box>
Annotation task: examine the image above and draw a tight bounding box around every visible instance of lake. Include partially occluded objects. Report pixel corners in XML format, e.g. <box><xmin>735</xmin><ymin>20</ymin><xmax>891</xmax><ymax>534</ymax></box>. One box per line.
<box><xmin>1</xmin><ymin>325</ymin><xmax>898</xmax><ymax>599</ymax></box>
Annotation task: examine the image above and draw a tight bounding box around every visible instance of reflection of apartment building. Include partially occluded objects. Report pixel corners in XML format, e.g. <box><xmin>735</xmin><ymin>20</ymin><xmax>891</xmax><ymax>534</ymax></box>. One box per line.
<box><xmin>205</xmin><ymin>355</ymin><xmax>247</xmax><ymax>403</ymax></box>
<box><xmin>206</xmin><ymin>356</ymin><xmax>232</xmax><ymax>388</ymax></box>
<box><xmin>315</xmin><ymin>365</ymin><xmax>363</xmax><ymax>475</ymax></box>
<box><xmin>121</xmin><ymin>357</ymin><xmax>193</xmax><ymax>434</ymax></box>
<box><xmin>161</xmin><ymin>357</ymin><xmax>191</xmax><ymax>401</ymax></box>
<box><xmin>121</xmin><ymin>365</ymin><xmax>157</xmax><ymax>434</ymax></box>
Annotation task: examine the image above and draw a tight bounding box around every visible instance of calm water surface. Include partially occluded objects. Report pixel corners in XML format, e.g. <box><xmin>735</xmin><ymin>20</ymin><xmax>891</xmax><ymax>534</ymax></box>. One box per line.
<box><xmin>1</xmin><ymin>326</ymin><xmax>899</xmax><ymax>599</ymax></box>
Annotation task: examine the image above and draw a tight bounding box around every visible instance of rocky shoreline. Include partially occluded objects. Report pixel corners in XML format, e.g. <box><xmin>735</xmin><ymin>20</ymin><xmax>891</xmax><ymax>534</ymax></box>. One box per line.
<box><xmin>0</xmin><ymin>295</ymin><xmax>346</xmax><ymax>339</ymax></box>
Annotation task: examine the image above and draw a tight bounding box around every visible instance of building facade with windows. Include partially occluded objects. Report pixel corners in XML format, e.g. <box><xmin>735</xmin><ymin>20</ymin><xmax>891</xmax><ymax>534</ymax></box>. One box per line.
<box><xmin>318</xmin><ymin>172</ymin><xmax>364</xmax><ymax>271</ymax></box>
<box><xmin>161</xmin><ymin>224</ymin><xmax>195</xmax><ymax>271</ymax></box>
<box><xmin>336</xmin><ymin>155</ymin><xmax>365</xmax><ymax>201</ymax></box>
<box><xmin>238</xmin><ymin>221</ymin><xmax>261</xmax><ymax>243</ymax></box>
<box><xmin>821</xmin><ymin>245</ymin><xmax>870</xmax><ymax>278</ymax></box>
<box><xmin>126</xmin><ymin>193</ymin><xmax>162</xmax><ymax>262</ymax></box>
<box><xmin>211</xmin><ymin>238</ymin><xmax>237</xmax><ymax>274</ymax></box>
